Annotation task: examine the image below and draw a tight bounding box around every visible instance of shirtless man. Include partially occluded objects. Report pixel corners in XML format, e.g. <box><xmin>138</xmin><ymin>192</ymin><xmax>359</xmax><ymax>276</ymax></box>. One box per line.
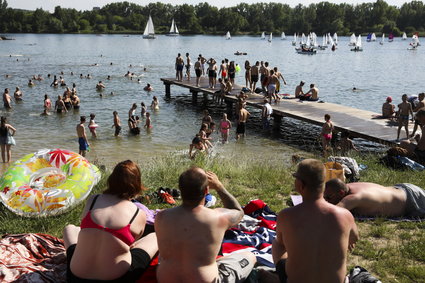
<box><xmin>112</xmin><ymin>111</ymin><xmax>121</xmax><ymax>136</ymax></box>
<box><xmin>219</xmin><ymin>60</ymin><xmax>227</xmax><ymax>79</ymax></box>
<box><xmin>382</xmin><ymin>96</ymin><xmax>396</xmax><ymax>118</ymax></box>
<box><xmin>236</xmin><ymin>103</ymin><xmax>251</xmax><ymax>140</ymax></box>
<box><xmin>3</xmin><ymin>88</ymin><xmax>12</xmax><ymax>109</ymax></box>
<box><xmin>199</xmin><ymin>54</ymin><xmax>207</xmax><ymax>76</ymax></box>
<box><xmin>96</xmin><ymin>81</ymin><xmax>106</xmax><ymax>91</ymax></box>
<box><xmin>207</xmin><ymin>58</ymin><xmax>217</xmax><ymax>89</ymax></box>
<box><xmin>273</xmin><ymin>67</ymin><xmax>287</xmax><ymax>93</ymax></box>
<box><xmin>155</xmin><ymin>167</ymin><xmax>256</xmax><ymax>282</ymax></box>
<box><xmin>71</xmin><ymin>94</ymin><xmax>80</xmax><ymax>110</ymax></box>
<box><xmin>194</xmin><ymin>57</ymin><xmax>202</xmax><ymax>87</ymax></box>
<box><xmin>260</xmin><ymin>61</ymin><xmax>270</xmax><ymax>92</ymax></box>
<box><xmin>14</xmin><ymin>87</ymin><xmax>23</xmax><ymax>101</ymax></box>
<box><xmin>267</xmin><ymin>70</ymin><xmax>279</xmax><ymax>103</ymax></box>
<box><xmin>188</xmin><ymin>135</ymin><xmax>207</xmax><ymax>159</ymax></box>
<box><xmin>410</xmin><ymin>92</ymin><xmax>425</xmax><ymax>137</ymax></box>
<box><xmin>294</xmin><ymin>81</ymin><xmax>305</xmax><ymax>98</ymax></box>
<box><xmin>76</xmin><ymin>116</ymin><xmax>90</xmax><ymax>157</ymax></box>
<box><xmin>175</xmin><ymin>53</ymin><xmax>184</xmax><ymax>82</ymax></box>
<box><xmin>325</xmin><ymin>178</ymin><xmax>425</xmax><ymax>218</ymax></box>
<box><xmin>273</xmin><ymin>159</ymin><xmax>358</xmax><ymax>283</ymax></box>
<box><xmin>250</xmin><ymin>61</ymin><xmax>260</xmax><ymax>92</ymax></box>
<box><xmin>303</xmin><ymin>84</ymin><xmax>319</xmax><ymax>101</ymax></box>
<box><xmin>397</xmin><ymin>94</ymin><xmax>414</xmax><ymax>140</ymax></box>
<box><xmin>55</xmin><ymin>95</ymin><xmax>68</xmax><ymax>113</ymax></box>
<box><xmin>185</xmin><ymin>53</ymin><xmax>191</xmax><ymax>81</ymax></box>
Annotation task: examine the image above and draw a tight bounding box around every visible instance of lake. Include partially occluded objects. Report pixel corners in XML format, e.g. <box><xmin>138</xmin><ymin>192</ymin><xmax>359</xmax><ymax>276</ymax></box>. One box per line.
<box><xmin>0</xmin><ymin>34</ymin><xmax>423</xmax><ymax>169</ymax></box>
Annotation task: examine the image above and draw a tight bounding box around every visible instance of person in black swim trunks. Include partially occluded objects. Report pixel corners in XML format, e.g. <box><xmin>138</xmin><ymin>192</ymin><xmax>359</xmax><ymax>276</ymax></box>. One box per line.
<box><xmin>397</xmin><ymin>94</ymin><xmax>414</xmax><ymax>141</ymax></box>
<box><xmin>250</xmin><ymin>61</ymin><xmax>260</xmax><ymax>92</ymax></box>
<box><xmin>175</xmin><ymin>53</ymin><xmax>184</xmax><ymax>82</ymax></box>
<box><xmin>207</xmin><ymin>58</ymin><xmax>217</xmax><ymax>89</ymax></box>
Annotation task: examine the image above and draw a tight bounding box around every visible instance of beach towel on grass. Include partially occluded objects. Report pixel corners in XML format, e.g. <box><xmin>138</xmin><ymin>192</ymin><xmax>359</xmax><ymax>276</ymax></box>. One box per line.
<box><xmin>0</xmin><ymin>233</ymin><xmax>67</xmax><ymax>283</ymax></box>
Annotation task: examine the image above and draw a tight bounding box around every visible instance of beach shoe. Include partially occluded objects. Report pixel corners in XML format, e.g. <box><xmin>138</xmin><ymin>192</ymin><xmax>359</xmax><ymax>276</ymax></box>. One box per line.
<box><xmin>204</xmin><ymin>193</ymin><xmax>216</xmax><ymax>207</ymax></box>
<box><xmin>158</xmin><ymin>189</ymin><xmax>176</xmax><ymax>205</ymax></box>
<box><xmin>348</xmin><ymin>266</ymin><xmax>381</xmax><ymax>283</ymax></box>
<box><xmin>171</xmin><ymin>189</ymin><xmax>181</xmax><ymax>199</ymax></box>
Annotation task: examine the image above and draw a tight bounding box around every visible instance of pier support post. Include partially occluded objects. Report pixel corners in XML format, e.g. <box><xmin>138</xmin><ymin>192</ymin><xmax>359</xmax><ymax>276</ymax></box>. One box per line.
<box><xmin>164</xmin><ymin>83</ymin><xmax>171</xmax><ymax>97</ymax></box>
<box><xmin>272</xmin><ymin>114</ymin><xmax>282</xmax><ymax>131</ymax></box>
<box><xmin>191</xmin><ymin>90</ymin><xmax>198</xmax><ymax>104</ymax></box>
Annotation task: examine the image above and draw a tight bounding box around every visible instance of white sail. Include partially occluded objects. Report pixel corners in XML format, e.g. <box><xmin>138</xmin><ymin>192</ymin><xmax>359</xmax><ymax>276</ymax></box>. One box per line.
<box><xmin>261</xmin><ymin>32</ymin><xmax>265</xmax><ymax>39</ymax></box>
<box><xmin>349</xmin><ymin>33</ymin><xmax>356</xmax><ymax>46</ymax></box>
<box><xmin>268</xmin><ymin>32</ymin><xmax>273</xmax><ymax>42</ymax></box>
<box><xmin>380</xmin><ymin>33</ymin><xmax>385</xmax><ymax>45</ymax></box>
<box><xmin>356</xmin><ymin>35</ymin><xmax>362</xmax><ymax>48</ymax></box>
<box><xmin>281</xmin><ymin>32</ymin><xmax>286</xmax><ymax>40</ymax></box>
<box><xmin>371</xmin><ymin>33</ymin><xmax>376</xmax><ymax>41</ymax></box>
<box><xmin>411</xmin><ymin>35</ymin><xmax>419</xmax><ymax>47</ymax></box>
<box><xmin>226</xmin><ymin>31</ymin><xmax>231</xmax><ymax>40</ymax></box>
<box><xmin>301</xmin><ymin>33</ymin><xmax>306</xmax><ymax>44</ymax></box>
<box><xmin>333</xmin><ymin>33</ymin><xmax>338</xmax><ymax>45</ymax></box>
<box><xmin>402</xmin><ymin>32</ymin><xmax>407</xmax><ymax>40</ymax></box>
<box><xmin>168</xmin><ymin>18</ymin><xmax>179</xmax><ymax>36</ymax></box>
<box><xmin>143</xmin><ymin>15</ymin><xmax>155</xmax><ymax>39</ymax></box>
<box><xmin>322</xmin><ymin>35</ymin><xmax>326</xmax><ymax>46</ymax></box>
<box><xmin>292</xmin><ymin>33</ymin><xmax>297</xmax><ymax>45</ymax></box>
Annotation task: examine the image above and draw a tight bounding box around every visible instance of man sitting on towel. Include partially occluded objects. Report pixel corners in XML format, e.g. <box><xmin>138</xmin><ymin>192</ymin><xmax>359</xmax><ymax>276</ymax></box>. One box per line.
<box><xmin>155</xmin><ymin>167</ymin><xmax>256</xmax><ymax>283</ymax></box>
<box><xmin>325</xmin><ymin>179</ymin><xmax>425</xmax><ymax>218</ymax></box>
<box><xmin>272</xmin><ymin>159</ymin><xmax>358</xmax><ymax>283</ymax></box>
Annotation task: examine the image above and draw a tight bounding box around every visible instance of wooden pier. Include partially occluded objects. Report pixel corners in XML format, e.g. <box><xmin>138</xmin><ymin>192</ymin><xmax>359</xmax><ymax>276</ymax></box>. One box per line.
<box><xmin>161</xmin><ymin>77</ymin><xmax>400</xmax><ymax>146</ymax></box>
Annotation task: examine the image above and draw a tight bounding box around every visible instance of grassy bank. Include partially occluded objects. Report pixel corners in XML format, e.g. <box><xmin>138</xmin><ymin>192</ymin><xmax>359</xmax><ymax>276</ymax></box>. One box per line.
<box><xmin>0</xmin><ymin>153</ymin><xmax>424</xmax><ymax>282</ymax></box>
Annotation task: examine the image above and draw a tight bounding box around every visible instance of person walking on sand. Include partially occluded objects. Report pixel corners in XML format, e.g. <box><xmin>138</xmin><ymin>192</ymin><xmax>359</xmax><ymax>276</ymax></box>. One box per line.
<box><xmin>0</xmin><ymin>116</ymin><xmax>16</xmax><ymax>163</ymax></box>
<box><xmin>321</xmin><ymin>114</ymin><xmax>334</xmax><ymax>157</ymax></box>
<box><xmin>175</xmin><ymin>53</ymin><xmax>184</xmax><ymax>82</ymax></box>
<box><xmin>219</xmin><ymin>113</ymin><xmax>232</xmax><ymax>144</ymax></box>
<box><xmin>3</xmin><ymin>88</ymin><xmax>12</xmax><ymax>109</ymax></box>
<box><xmin>76</xmin><ymin>116</ymin><xmax>90</xmax><ymax>157</ymax></box>
<box><xmin>185</xmin><ymin>53</ymin><xmax>191</xmax><ymax>81</ymax></box>
<box><xmin>155</xmin><ymin>167</ymin><xmax>257</xmax><ymax>283</ymax></box>
<box><xmin>272</xmin><ymin>159</ymin><xmax>358</xmax><ymax>283</ymax></box>
<box><xmin>112</xmin><ymin>111</ymin><xmax>121</xmax><ymax>137</ymax></box>
<box><xmin>397</xmin><ymin>94</ymin><xmax>414</xmax><ymax>141</ymax></box>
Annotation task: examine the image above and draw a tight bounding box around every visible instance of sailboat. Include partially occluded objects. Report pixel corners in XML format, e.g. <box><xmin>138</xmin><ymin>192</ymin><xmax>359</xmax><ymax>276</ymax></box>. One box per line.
<box><xmin>268</xmin><ymin>33</ymin><xmax>273</xmax><ymax>42</ymax></box>
<box><xmin>366</xmin><ymin>33</ymin><xmax>372</xmax><ymax>42</ymax></box>
<box><xmin>349</xmin><ymin>33</ymin><xmax>356</xmax><ymax>46</ymax></box>
<box><xmin>225</xmin><ymin>31</ymin><xmax>231</xmax><ymax>40</ymax></box>
<box><xmin>371</xmin><ymin>33</ymin><xmax>376</xmax><ymax>41</ymax></box>
<box><xmin>167</xmin><ymin>18</ymin><xmax>179</xmax><ymax>36</ymax></box>
<box><xmin>408</xmin><ymin>34</ymin><xmax>420</xmax><ymax>50</ymax></box>
<box><xmin>333</xmin><ymin>33</ymin><xmax>338</xmax><ymax>45</ymax></box>
<box><xmin>380</xmin><ymin>33</ymin><xmax>384</xmax><ymax>45</ymax></box>
<box><xmin>402</xmin><ymin>32</ymin><xmax>407</xmax><ymax>40</ymax></box>
<box><xmin>351</xmin><ymin>35</ymin><xmax>363</xmax><ymax>51</ymax></box>
<box><xmin>388</xmin><ymin>33</ymin><xmax>394</xmax><ymax>42</ymax></box>
<box><xmin>292</xmin><ymin>33</ymin><xmax>297</xmax><ymax>46</ymax></box>
<box><xmin>143</xmin><ymin>15</ymin><xmax>156</xmax><ymax>39</ymax></box>
<box><xmin>281</xmin><ymin>32</ymin><xmax>286</xmax><ymax>40</ymax></box>
<box><xmin>318</xmin><ymin>35</ymin><xmax>327</xmax><ymax>50</ymax></box>
<box><xmin>261</xmin><ymin>32</ymin><xmax>265</xmax><ymax>40</ymax></box>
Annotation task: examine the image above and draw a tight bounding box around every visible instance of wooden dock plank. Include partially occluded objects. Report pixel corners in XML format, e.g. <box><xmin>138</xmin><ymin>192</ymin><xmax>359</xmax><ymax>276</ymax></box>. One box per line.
<box><xmin>161</xmin><ymin>77</ymin><xmax>400</xmax><ymax>145</ymax></box>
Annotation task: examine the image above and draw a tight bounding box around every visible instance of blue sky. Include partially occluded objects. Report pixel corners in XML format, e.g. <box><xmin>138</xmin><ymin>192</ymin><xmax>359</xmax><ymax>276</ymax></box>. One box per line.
<box><xmin>7</xmin><ymin>0</ymin><xmax>409</xmax><ymax>12</ymax></box>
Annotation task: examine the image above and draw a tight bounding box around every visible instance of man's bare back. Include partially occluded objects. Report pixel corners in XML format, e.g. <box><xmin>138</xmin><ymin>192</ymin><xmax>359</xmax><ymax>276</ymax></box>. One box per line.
<box><xmin>276</xmin><ymin>200</ymin><xmax>356</xmax><ymax>283</ymax></box>
<box><xmin>341</xmin><ymin>182</ymin><xmax>407</xmax><ymax>217</ymax></box>
<box><xmin>76</xmin><ymin>123</ymin><xmax>86</xmax><ymax>138</ymax></box>
<box><xmin>239</xmin><ymin>108</ymin><xmax>250</xmax><ymax>123</ymax></box>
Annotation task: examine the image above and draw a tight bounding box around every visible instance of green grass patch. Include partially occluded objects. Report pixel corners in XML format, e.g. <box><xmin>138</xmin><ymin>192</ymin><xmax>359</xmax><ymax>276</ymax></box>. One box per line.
<box><xmin>0</xmin><ymin>153</ymin><xmax>424</xmax><ymax>282</ymax></box>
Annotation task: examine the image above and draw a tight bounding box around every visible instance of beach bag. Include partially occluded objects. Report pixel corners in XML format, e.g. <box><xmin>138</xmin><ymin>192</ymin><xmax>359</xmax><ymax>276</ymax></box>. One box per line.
<box><xmin>7</xmin><ymin>129</ymin><xmax>16</xmax><ymax>146</ymax></box>
<box><xmin>324</xmin><ymin>161</ymin><xmax>345</xmax><ymax>182</ymax></box>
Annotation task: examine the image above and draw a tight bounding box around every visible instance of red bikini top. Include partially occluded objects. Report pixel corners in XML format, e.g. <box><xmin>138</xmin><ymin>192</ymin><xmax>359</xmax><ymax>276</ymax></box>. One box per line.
<box><xmin>80</xmin><ymin>195</ymin><xmax>139</xmax><ymax>246</ymax></box>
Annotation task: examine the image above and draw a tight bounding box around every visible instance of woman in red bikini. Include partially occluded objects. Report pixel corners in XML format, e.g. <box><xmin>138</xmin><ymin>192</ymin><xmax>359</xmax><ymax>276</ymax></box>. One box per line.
<box><xmin>63</xmin><ymin>160</ymin><xmax>158</xmax><ymax>282</ymax></box>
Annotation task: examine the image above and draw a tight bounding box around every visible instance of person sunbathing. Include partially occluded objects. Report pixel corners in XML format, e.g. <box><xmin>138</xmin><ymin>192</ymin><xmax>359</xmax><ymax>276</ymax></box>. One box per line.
<box><xmin>325</xmin><ymin>178</ymin><xmax>425</xmax><ymax>218</ymax></box>
<box><xmin>63</xmin><ymin>160</ymin><xmax>158</xmax><ymax>282</ymax></box>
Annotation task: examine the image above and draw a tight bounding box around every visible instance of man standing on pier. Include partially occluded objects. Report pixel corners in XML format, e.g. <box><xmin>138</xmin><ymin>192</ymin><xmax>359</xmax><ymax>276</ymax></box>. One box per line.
<box><xmin>194</xmin><ymin>57</ymin><xmax>202</xmax><ymax>87</ymax></box>
<box><xmin>250</xmin><ymin>61</ymin><xmax>260</xmax><ymax>92</ymax></box>
<box><xmin>397</xmin><ymin>94</ymin><xmax>414</xmax><ymax>141</ymax></box>
<box><xmin>185</xmin><ymin>53</ymin><xmax>191</xmax><ymax>81</ymax></box>
<box><xmin>175</xmin><ymin>53</ymin><xmax>184</xmax><ymax>82</ymax></box>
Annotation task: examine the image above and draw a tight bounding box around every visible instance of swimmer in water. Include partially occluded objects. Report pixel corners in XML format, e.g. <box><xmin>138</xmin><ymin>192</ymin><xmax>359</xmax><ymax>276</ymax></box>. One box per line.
<box><xmin>88</xmin><ymin>113</ymin><xmax>98</xmax><ymax>138</ymax></box>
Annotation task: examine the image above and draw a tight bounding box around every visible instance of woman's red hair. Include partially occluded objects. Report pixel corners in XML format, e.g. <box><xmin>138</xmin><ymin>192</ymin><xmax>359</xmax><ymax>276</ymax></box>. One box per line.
<box><xmin>104</xmin><ymin>160</ymin><xmax>145</xmax><ymax>199</ymax></box>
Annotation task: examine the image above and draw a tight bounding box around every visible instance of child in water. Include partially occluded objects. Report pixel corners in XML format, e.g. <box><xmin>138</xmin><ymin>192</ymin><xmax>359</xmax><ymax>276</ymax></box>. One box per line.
<box><xmin>321</xmin><ymin>114</ymin><xmax>334</xmax><ymax>156</ymax></box>
<box><xmin>141</xmin><ymin>102</ymin><xmax>147</xmax><ymax>117</ymax></box>
<box><xmin>219</xmin><ymin>113</ymin><xmax>232</xmax><ymax>144</ymax></box>
<box><xmin>144</xmin><ymin>112</ymin><xmax>152</xmax><ymax>129</ymax></box>
<box><xmin>88</xmin><ymin>113</ymin><xmax>98</xmax><ymax>138</ymax></box>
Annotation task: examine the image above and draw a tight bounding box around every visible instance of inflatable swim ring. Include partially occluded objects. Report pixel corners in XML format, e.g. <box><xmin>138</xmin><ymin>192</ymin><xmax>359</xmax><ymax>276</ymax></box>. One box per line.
<box><xmin>235</xmin><ymin>65</ymin><xmax>241</xmax><ymax>73</ymax></box>
<box><xmin>0</xmin><ymin>149</ymin><xmax>101</xmax><ymax>217</ymax></box>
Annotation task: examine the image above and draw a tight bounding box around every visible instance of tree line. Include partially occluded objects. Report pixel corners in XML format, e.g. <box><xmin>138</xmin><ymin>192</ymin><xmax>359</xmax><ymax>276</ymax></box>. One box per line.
<box><xmin>0</xmin><ymin>0</ymin><xmax>424</xmax><ymax>36</ymax></box>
